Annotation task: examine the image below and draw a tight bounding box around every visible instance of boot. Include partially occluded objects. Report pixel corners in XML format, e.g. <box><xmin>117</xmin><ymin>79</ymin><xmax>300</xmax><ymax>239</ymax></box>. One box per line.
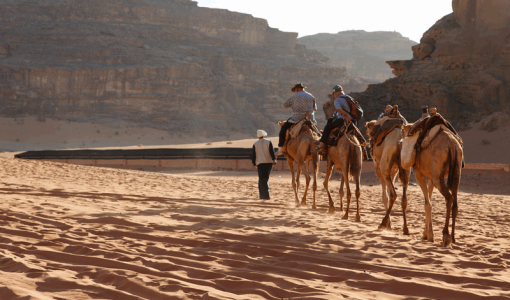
<box><xmin>313</xmin><ymin>142</ymin><xmax>327</xmax><ymax>155</ymax></box>
<box><xmin>275</xmin><ymin>145</ymin><xmax>286</xmax><ymax>156</ymax></box>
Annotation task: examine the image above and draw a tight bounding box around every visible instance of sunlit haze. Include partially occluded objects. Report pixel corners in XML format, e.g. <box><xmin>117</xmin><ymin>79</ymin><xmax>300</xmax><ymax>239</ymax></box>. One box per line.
<box><xmin>195</xmin><ymin>0</ymin><xmax>454</xmax><ymax>42</ymax></box>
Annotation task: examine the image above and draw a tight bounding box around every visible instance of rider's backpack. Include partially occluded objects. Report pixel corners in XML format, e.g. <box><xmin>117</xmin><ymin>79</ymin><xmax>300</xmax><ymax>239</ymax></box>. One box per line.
<box><xmin>339</xmin><ymin>95</ymin><xmax>363</xmax><ymax>121</ymax></box>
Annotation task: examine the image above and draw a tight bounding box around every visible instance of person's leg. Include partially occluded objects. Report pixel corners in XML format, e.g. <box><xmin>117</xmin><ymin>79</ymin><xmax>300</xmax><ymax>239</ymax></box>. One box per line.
<box><xmin>258</xmin><ymin>163</ymin><xmax>272</xmax><ymax>199</ymax></box>
<box><xmin>317</xmin><ymin>118</ymin><xmax>343</xmax><ymax>151</ymax></box>
<box><xmin>263</xmin><ymin>163</ymin><xmax>273</xmax><ymax>199</ymax></box>
<box><xmin>276</xmin><ymin>122</ymin><xmax>293</xmax><ymax>155</ymax></box>
<box><xmin>278</xmin><ymin>122</ymin><xmax>293</xmax><ymax>147</ymax></box>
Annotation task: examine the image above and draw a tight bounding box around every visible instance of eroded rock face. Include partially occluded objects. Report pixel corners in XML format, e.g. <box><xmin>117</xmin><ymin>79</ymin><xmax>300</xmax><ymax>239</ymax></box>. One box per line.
<box><xmin>453</xmin><ymin>0</ymin><xmax>510</xmax><ymax>34</ymax></box>
<box><xmin>298</xmin><ymin>30</ymin><xmax>417</xmax><ymax>82</ymax></box>
<box><xmin>352</xmin><ymin>1</ymin><xmax>510</xmax><ymax>128</ymax></box>
<box><xmin>0</xmin><ymin>0</ymin><xmax>369</xmax><ymax>137</ymax></box>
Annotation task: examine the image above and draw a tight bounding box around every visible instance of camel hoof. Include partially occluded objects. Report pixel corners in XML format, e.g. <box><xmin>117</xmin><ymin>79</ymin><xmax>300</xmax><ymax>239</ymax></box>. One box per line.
<box><xmin>403</xmin><ymin>228</ymin><xmax>410</xmax><ymax>236</ymax></box>
<box><xmin>327</xmin><ymin>207</ymin><xmax>335</xmax><ymax>214</ymax></box>
<box><xmin>312</xmin><ymin>205</ymin><xmax>317</xmax><ymax>210</ymax></box>
<box><xmin>442</xmin><ymin>234</ymin><xmax>452</xmax><ymax>248</ymax></box>
<box><xmin>355</xmin><ymin>216</ymin><xmax>361</xmax><ymax>222</ymax></box>
<box><xmin>341</xmin><ymin>214</ymin><xmax>349</xmax><ymax>220</ymax></box>
<box><xmin>378</xmin><ymin>224</ymin><xmax>386</xmax><ymax>231</ymax></box>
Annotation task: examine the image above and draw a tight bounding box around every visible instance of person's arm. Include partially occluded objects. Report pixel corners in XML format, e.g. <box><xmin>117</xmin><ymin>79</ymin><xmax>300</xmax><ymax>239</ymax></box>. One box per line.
<box><xmin>252</xmin><ymin>145</ymin><xmax>256</xmax><ymax>167</ymax></box>
<box><xmin>269</xmin><ymin>141</ymin><xmax>276</xmax><ymax>161</ymax></box>
<box><xmin>283</xmin><ymin>95</ymin><xmax>294</xmax><ymax>108</ymax></box>
<box><xmin>334</xmin><ymin>98</ymin><xmax>352</xmax><ymax>122</ymax></box>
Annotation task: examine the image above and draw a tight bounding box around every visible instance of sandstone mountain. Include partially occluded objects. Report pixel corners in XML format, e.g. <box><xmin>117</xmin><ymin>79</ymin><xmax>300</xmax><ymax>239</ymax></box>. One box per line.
<box><xmin>298</xmin><ymin>30</ymin><xmax>417</xmax><ymax>82</ymax></box>
<box><xmin>352</xmin><ymin>0</ymin><xmax>510</xmax><ymax>128</ymax></box>
<box><xmin>0</xmin><ymin>0</ymin><xmax>369</xmax><ymax>140</ymax></box>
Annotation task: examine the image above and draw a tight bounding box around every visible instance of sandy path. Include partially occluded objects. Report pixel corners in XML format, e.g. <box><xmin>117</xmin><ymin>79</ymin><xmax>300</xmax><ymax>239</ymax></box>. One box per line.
<box><xmin>0</xmin><ymin>157</ymin><xmax>509</xmax><ymax>299</ymax></box>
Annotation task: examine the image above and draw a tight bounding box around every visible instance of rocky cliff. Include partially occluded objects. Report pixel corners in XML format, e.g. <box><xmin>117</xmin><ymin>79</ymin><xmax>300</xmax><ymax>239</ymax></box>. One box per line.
<box><xmin>298</xmin><ymin>31</ymin><xmax>417</xmax><ymax>82</ymax></box>
<box><xmin>352</xmin><ymin>0</ymin><xmax>510</xmax><ymax>128</ymax></box>
<box><xmin>0</xmin><ymin>0</ymin><xmax>369</xmax><ymax>139</ymax></box>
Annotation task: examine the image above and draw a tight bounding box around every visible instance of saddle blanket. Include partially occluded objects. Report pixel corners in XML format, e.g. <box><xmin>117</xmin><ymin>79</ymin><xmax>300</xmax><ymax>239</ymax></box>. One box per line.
<box><xmin>370</xmin><ymin>118</ymin><xmax>404</xmax><ymax>148</ymax></box>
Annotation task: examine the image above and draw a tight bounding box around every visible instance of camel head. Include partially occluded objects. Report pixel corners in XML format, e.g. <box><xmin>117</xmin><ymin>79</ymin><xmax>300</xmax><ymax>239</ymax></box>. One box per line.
<box><xmin>402</xmin><ymin>123</ymin><xmax>414</xmax><ymax>137</ymax></box>
<box><xmin>365</xmin><ymin>120</ymin><xmax>376</xmax><ymax>137</ymax></box>
<box><xmin>387</xmin><ymin>105</ymin><xmax>400</xmax><ymax>118</ymax></box>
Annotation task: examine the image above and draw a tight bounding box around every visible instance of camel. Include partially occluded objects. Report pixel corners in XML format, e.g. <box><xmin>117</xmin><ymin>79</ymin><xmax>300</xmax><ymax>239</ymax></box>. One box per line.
<box><xmin>365</xmin><ymin>109</ymin><xmax>411</xmax><ymax>234</ymax></box>
<box><xmin>413</xmin><ymin>129</ymin><xmax>463</xmax><ymax>247</ymax></box>
<box><xmin>282</xmin><ymin>121</ymin><xmax>321</xmax><ymax>208</ymax></box>
<box><xmin>322</xmin><ymin>127</ymin><xmax>363</xmax><ymax>221</ymax></box>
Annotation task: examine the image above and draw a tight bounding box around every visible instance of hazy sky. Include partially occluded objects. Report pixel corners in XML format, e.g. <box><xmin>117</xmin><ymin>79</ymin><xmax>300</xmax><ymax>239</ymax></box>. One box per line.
<box><xmin>194</xmin><ymin>0</ymin><xmax>454</xmax><ymax>42</ymax></box>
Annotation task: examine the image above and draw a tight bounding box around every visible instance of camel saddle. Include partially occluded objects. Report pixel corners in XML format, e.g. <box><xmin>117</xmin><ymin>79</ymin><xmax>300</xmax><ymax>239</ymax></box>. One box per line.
<box><xmin>408</xmin><ymin>114</ymin><xmax>463</xmax><ymax>149</ymax></box>
<box><xmin>369</xmin><ymin>118</ymin><xmax>405</xmax><ymax>149</ymax></box>
<box><xmin>326</xmin><ymin>122</ymin><xmax>358</xmax><ymax>146</ymax></box>
<box><xmin>284</xmin><ymin>119</ymin><xmax>321</xmax><ymax>145</ymax></box>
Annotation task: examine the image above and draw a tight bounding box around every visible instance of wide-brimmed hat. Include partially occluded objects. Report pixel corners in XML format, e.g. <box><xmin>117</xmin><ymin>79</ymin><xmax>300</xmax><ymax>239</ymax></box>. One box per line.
<box><xmin>333</xmin><ymin>85</ymin><xmax>343</xmax><ymax>92</ymax></box>
<box><xmin>291</xmin><ymin>83</ymin><xmax>306</xmax><ymax>92</ymax></box>
<box><xmin>257</xmin><ymin>129</ymin><xmax>267</xmax><ymax>138</ymax></box>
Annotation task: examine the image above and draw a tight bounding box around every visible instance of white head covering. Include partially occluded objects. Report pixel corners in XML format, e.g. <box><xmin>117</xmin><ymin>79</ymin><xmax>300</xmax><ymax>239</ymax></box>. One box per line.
<box><xmin>257</xmin><ymin>129</ymin><xmax>267</xmax><ymax>138</ymax></box>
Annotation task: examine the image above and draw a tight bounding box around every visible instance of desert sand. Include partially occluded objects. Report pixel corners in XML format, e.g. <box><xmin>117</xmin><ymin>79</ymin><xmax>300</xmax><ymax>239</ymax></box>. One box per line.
<box><xmin>1</xmin><ymin>156</ymin><xmax>509</xmax><ymax>299</ymax></box>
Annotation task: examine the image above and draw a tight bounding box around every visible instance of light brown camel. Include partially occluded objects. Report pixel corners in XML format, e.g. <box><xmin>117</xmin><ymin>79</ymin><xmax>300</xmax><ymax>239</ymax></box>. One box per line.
<box><xmin>282</xmin><ymin>121</ymin><xmax>321</xmax><ymax>208</ymax></box>
<box><xmin>366</xmin><ymin>119</ymin><xmax>411</xmax><ymax>234</ymax></box>
<box><xmin>412</xmin><ymin>129</ymin><xmax>463</xmax><ymax>247</ymax></box>
<box><xmin>323</xmin><ymin>129</ymin><xmax>363</xmax><ymax>221</ymax></box>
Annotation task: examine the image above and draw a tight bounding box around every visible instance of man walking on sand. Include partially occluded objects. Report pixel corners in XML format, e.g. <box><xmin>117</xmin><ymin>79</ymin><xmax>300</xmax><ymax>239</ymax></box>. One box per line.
<box><xmin>252</xmin><ymin>130</ymin><xmax>277</xmax><ymax>200</ymax></box>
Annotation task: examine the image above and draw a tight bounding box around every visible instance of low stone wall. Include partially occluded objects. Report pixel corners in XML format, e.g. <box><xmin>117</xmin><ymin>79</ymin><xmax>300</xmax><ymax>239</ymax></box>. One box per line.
<box><xmin>39</xmin><ymin>158</ymin><xmax>510</xmax><ymax>174</ymax></box>
<box><xmin>41</xmin><ymin>158</ymin><xmax>377</xmax><ymax>173</ymax></box>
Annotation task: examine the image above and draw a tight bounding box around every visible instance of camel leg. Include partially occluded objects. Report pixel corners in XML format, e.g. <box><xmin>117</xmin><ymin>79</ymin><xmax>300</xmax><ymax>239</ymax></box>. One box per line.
<box><xmin>323</xmin><ymin>159</ymin><xmax>336</xmax><ymax>213</ymax></box>
<box><xmin>451</xmin><ymin>185</ymin><xmax>459</xmax><ymax>244</ymax></box>
<box><xmin>375</xmin><ymin>164</ymin><xmax>392</xmax><ymax>228</ymax></box>
<box><xmin>379</xmin><ymin>163</ymin><xmax>397</xmax><ymax>230</ymax></box>
<box><xmin>354</xmin><ymin>167</ymin><xmax>361</xmax><ymax>222</ymax></box>
<box><xmin>399</xmin><ymin>167</ymin><xmax>411</xmax><ymax>235</ymax></box>
<box><xmin>296</xmin><ymin>160</ymin><xmax>311</xmax><ymax>207</ymax></box>
<box><xmin>339</xmin><ymin>174</ymin><xmax>345</xmax><ymax>212</ymax></box>
<box><xmin>287</xmin><ymin>157</ymin><xmax>300</xmax><ymax>205</ymax></box>
<box><xmin>415</xmin><ymin>171</ymin><xmax>434</xmax><ymax>242</ymax></box>
<box><xmin>431</xmin><ymin>173</ymin><xmax>454</xmax><ymax>247</ymax></box>
<box><xmin>341</xmin><ymin>155</ymin><xmax>351</xmax><ymax>220</ymax></box>
<box><xmin>311</xmin><ymin>155</ymin><xmax>319</xmax><ymax>210</ymax></box>
<box><xmin>342</xmin><ymin>169</ymin><xmax>351</xmax><ymax>220</ymax></box>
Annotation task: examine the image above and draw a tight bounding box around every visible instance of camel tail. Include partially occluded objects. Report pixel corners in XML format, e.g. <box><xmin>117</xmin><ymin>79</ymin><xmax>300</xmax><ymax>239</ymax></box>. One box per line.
<box><xmin>447</xmin><ymin>146</ymin><xmax>459</xmax><ymax>190</ymax></box>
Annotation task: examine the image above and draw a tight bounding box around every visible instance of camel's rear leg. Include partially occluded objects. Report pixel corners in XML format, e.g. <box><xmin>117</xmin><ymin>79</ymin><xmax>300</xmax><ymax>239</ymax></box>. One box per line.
<box><xmin>286</xmin><ymin>157</ymin><xmax>300</xmax><ymax>205</ymax></box>
<box><xmin>379</xmin><ymin>164</ymin><xmax>398</xmax><ymax>230</ymax></box>
<box><xmin>415</xmin><ymin>171</ymin><xmax>434</xmax><ymax>242</ymax></box>
<box><xmin>311</xmin><ymin>155</ymin><xmax>319</xmax><ymax>210</ymax></box>
<box><xmin>339</xmin><ymin>173</ymin><xmax>345</xmax><ymax>212</ymax></box>
<box><xmin>296</xmin><ymin>160</ymin><xmax>311</xmax><ymax>207</ymax></box>
<box><xmin>399</xmin><ymin>167</ymin><xmax>411</xmax><ymax>235</ymax></box>
<box><xmin>432</xmin><ymin>172</ymin><xmax>455</xmax><ymax>247</ymax></box>
<box><xmin>323</xmin><ymin>158</ymin><xmax>335</xmax><ymax>213</ymax></box>
<box><xmin>354</xmin><ymin>169</ymin><xmax>361</xmax><ymax>222</ymax></box>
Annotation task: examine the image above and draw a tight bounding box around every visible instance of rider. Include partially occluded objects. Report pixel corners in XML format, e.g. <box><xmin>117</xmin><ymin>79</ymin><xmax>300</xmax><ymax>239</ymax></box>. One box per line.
<box><xmin>315</xmin><ymin>85</ymin><xmax>352</xmax><ymax>153</ymax></box>
<box><xmin>275</xmin><ymin>83</ymin><xmax>317</xmax><ymax>156</ymax></box>
<box><xmin>315</xmin><ymin>85</ymin><xmax>369</xmax><ymax>161</ymax></box>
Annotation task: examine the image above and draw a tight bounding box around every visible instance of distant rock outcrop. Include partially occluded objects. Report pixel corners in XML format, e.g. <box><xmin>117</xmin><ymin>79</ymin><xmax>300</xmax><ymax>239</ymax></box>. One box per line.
<box><xmin>352</xmin><ymin>0</ymin><xmax>510</xmax><ymax>128</ymax></box>
<box><xmin>298</xmin><ymin>30</ymin><xmax>417</xmax><ymax>82</ymax></box>
<box><xmin>0</xmin><ymin>0</ymin><xmax>369</xmax><ymax>138</ymax></box>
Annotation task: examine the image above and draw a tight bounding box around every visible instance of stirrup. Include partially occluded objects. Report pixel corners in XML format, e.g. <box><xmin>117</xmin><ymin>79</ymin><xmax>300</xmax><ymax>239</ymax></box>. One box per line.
<box><xmin>275</xmin><ymin>148</ymin><xmax>285</xmax><ymax>156</ymax></box>
<box><xmin>313</xmin><ymin>146</ymin><xmax>326</xmax><ymax>154</ymax></box>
